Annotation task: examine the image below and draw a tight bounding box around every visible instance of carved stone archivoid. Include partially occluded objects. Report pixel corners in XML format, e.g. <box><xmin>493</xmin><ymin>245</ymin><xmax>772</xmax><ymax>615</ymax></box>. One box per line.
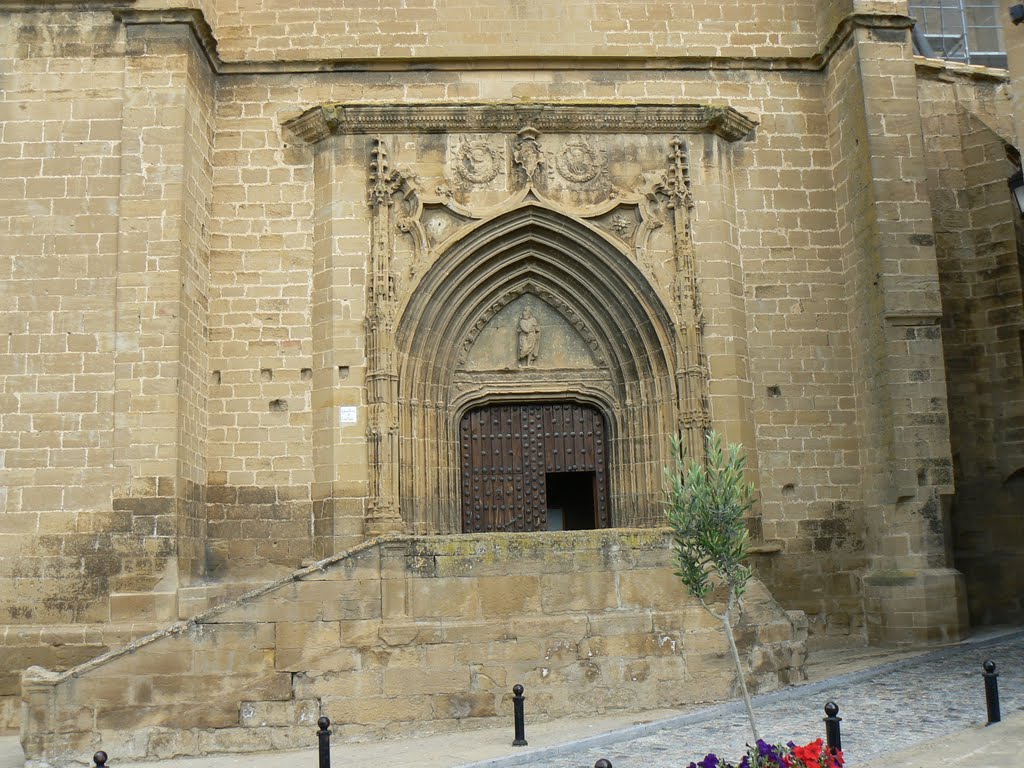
<box><xmin>396</xmin><ymin>204</ymin><xmax>683</xmax><ymax>533</ymax></box>
<box><xmin>391</xmin><ymin>143</ymin><xmax>709</xmax><ymax>534</ymax></box>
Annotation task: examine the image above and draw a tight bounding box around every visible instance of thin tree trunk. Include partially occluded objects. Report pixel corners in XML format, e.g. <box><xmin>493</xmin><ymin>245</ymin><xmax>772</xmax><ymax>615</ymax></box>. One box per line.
<box><xmin>722</xmin><ymin>603</ymin><xmax>760</xmax><ymax>743</ymax></box>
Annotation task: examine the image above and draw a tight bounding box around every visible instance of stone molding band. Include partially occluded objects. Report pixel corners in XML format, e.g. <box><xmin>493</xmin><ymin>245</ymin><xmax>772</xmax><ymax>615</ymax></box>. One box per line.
<box><xmin>283</xmin><ymin>103</ymin><xmax>758</xmax><ymax>145</ymax></box>
<box><xmin>104</xmin><ymin>7</ymin><xmax>1007</xmax><ymax>86</ymax></box>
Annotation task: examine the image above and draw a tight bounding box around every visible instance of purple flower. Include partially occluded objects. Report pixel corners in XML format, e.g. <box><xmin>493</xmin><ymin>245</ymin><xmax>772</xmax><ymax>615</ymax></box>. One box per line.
<box><xmin>753</xmin><ymin>739</ymin><xmax>784</xmax><ymax>765</ymax></box>
<box><xmin>698</xmin><ymin>754</ymin><xmax>720</xmax><ymax>768</ymax></box>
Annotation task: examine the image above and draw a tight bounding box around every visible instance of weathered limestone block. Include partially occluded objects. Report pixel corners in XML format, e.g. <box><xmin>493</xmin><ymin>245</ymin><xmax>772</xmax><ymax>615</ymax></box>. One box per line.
<box><xmin>436</xmin><ymin>691</ymin><xmax>498</xmax><ymax>719</ymax></box>
<box><xmin>540</xmin><ymin>571</ymin><xmax>620</xmax><ymax>612</ymax></box>
<box><xmin>291</xmin><ymin>669</ymin><xmax>385</xmax><ymax>700</ymax></box>
<box><xmin>863</xmin><ymin>567</ymin><xmax>968</xmax><ymax>645</ymax></box>
<box><xmin>618</xmin><ymin>567</ymin><xmax>690</xmax><ymax>610</ymax></box>
<box><xmin>239</xmin><ymin>699</ymin><xmax>319</xmax><ymax>728</ymax></box>
<box><xmin>476</xmin><ymin>575</ymin><xmax>543</xmax><ymax>616</ymax></box>
<box><xmin>407</xmin><ymin>577</ymin><xmax>481</xmax><ymax>618</ymax></box>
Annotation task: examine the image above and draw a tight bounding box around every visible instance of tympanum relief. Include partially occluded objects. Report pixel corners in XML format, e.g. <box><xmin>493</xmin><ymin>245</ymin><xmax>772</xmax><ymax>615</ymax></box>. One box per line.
<box><xmin>460</xmin><ymin>297</ymin><xmax>600</xmax><ymax>373</ymax></box>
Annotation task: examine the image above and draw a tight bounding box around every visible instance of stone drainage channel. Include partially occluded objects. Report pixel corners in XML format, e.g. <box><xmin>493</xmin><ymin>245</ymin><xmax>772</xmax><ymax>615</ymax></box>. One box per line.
<box><xmin>461</xmin><ymin>629</ymin><xmax>1024</xmax><ymax>768</ymax></box>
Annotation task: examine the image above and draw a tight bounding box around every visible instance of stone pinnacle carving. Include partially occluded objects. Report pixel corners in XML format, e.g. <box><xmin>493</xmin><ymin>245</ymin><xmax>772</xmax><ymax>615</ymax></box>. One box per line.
<box><xmin>369</xmin><ymin>137</ymin><xmax>403</xmax><ymax>208</ymax></box>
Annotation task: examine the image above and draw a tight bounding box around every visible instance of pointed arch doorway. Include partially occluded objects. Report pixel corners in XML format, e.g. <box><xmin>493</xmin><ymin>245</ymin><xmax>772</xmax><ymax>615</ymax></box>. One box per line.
<box><xmin>395</xmin><ymin>204</ymin><xmax>690</xmax><ymax>534</ymax></box>
<box><xmin>459</xmin><ymin>402</ymin><xmax>610</xmax><ymax>533</ymax></box>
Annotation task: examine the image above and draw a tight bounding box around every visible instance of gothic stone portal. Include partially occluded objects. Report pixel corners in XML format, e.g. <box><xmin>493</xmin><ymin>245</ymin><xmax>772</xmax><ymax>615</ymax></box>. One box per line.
<box><xmin>460</xmin><ymin>403</ymin><xmax>610</xmax><ymax>533</ymax></box>
<box><xmin>347</xmin><ymin>109</ymin><xmax>723</xmax><ymax>537</ymax></box>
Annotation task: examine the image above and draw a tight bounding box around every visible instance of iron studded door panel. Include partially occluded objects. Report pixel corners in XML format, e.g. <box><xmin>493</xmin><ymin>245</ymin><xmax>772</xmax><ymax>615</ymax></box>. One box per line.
<box><xmin>460</xmin><ymin>403</ymin><xmax>608</xmax><ymax>532</ymax></box>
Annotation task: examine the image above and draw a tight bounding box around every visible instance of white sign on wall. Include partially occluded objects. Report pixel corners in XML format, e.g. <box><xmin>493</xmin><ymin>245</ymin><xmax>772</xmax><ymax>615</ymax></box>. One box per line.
<box><xmin>338</xmin><ymin>406</ymin><xmax>358</xmax><ymax>425</ymax></box>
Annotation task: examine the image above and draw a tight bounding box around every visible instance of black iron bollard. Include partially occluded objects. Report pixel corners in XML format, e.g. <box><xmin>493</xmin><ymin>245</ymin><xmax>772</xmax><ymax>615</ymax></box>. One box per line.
<box><xmin>512</xmin><ymin>683</ymin><xmax>528</xmax><ymax>746</ymax></box>
<box><xmin>983</xmin><ymin>660</ymin><xmax>1001</xmax><ymax>725</ymax></box>
<box><xmin>823</xmin><ymin>701</ymin><xmax>842</xmax><ymax>753</ymax></box>
<box><xmin>595</xmin><ymin>760</ymin><xmax>614</xmax><ymax>768</ymax></box>
<box><xmin>93</xmin><ymin>751</ymin><xmax>108</xmax><ymax>768</ymax></box>
<box><xmin>317</xmin><ymin>716</ymin><xmax>332</xmax><ymax>768</ymax></box>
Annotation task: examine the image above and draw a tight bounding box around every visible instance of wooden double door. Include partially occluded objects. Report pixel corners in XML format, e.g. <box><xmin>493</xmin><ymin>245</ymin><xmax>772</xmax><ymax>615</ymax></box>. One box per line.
<box><xmin>459</xmin><ymin>402</ymin><xmax>610</xmax><ymax>533</ymax></box>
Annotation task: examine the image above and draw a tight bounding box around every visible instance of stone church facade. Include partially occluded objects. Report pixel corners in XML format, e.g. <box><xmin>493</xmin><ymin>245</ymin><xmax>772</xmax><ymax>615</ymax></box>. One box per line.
<box><xmin>2</xmin><ymin>0</ymin><xmax>1024</xmax><ymax>756</ymax></box>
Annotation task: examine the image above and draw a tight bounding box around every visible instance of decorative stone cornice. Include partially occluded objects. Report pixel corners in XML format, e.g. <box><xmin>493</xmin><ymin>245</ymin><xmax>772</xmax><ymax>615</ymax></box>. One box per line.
<box><xmin>101</xmin><ymin>8</ymin><xmax>1008</xmax><ymax>93</ymax></box>
<box><xmin>1</xmin><ymin>0</ymin><xmax>134</xmax><ymax>7</ymax></box>
<box><xmin>112</xmin><ymin>8</ymin><xmax>220</xmax><ymax>70</ymax></box>
<box><xmin>100</xmin><ymin>8</ymin><xmax>949</xmax><ymax>82</ymax></box>
<box><xmin>283</xmin><ymin>103</ymin><xmax>758</xmax><ymax>145</ymax></box>
<box><xmin>101</xmin><ymin>7</ymin><xmax>1006</xmax><ymax>89</ymax></box>
<box><xmin>913</xmin><ymin>55</ymin><xmax>1010</xmax><ymax>84</ymax></box>
<box><xmin>815</xmin><ymin>13</ymin><xmax>914</xmax><ymax>70</ymax></box>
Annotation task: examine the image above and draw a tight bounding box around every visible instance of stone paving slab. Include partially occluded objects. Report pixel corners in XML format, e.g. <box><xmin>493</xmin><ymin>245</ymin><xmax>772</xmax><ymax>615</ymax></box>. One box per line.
<box><xmin>856</xmin><ymin>712</ymin><xmax>1024</xmax><ymax>768</ymax></box>
<box><xmin>491</xmin><ymin>630</ymin><xmax>1024</xmax><ymax>768</ymax></box>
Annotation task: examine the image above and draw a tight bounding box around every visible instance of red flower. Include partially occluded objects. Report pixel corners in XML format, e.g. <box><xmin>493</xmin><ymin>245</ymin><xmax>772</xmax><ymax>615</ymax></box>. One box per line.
<box><xmin>824</xmin><ymin>748</ymin><xmax>844</xmax><ymax>768</ymax></box>
<box><xmin>790</xmin><ymin>741</ymin><xmax>823</xmax><ymax>768</ymax></box>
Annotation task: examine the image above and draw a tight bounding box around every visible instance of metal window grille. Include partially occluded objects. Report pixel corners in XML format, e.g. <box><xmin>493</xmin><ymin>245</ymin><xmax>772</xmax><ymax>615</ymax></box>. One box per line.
<box><xmin>909</xmin><ymin>0</ymin><xmax>1007</xmax><ymax>68</ymax></box>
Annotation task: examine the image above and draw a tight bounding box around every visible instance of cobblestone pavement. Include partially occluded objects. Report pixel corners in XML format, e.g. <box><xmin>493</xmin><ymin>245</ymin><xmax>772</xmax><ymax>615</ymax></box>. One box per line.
<box><xmin>501</xmin><ymin>631</ymin><xmax>1024</xmax><ymax>768</ymax></box>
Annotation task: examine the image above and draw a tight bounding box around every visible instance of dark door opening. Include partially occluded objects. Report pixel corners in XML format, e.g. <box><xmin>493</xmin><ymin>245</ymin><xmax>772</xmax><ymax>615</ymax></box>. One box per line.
<box><xmin>460</xmin><ymin>402</ymin><xmax>609</xmax><ymax>532</ymax></box>
<box><xmin>545</xmin><ymin>471</ymin><xmax>597</xmax><ymax>531</ymax></box>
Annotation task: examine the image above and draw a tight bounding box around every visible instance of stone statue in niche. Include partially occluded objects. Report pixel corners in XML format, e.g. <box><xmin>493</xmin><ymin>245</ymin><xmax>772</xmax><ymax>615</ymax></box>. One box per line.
<box><xmin>517</xmin><ymin>309</ymin><xmax>541</xmax><ymax>367</ymax></box>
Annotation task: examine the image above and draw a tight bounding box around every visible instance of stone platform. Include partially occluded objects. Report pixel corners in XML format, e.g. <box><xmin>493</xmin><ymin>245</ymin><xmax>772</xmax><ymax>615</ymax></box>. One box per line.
<box><xmin>21</xmin><ymin>531</ymin><xmax>806</xmax><ymax>765</ymax></box>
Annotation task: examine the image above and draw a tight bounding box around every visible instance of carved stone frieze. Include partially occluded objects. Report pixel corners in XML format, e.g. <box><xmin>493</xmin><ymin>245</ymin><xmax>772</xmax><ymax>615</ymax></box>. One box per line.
<box><xmin>358</xmin><ymin>142</ymin><xmax>685</xmax><ymax>336</ymax></box>
<box><xmin>283</xmin><ymin>102</ymin><xmax>758</xmax><ymax>145</ymax></box>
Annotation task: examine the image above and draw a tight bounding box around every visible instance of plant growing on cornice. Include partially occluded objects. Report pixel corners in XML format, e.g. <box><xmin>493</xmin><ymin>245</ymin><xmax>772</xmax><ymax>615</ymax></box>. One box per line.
<box><xmin>665</xmin><ymin>430</ymin><xmax>760</xmax><ymax>742</ymax></box>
